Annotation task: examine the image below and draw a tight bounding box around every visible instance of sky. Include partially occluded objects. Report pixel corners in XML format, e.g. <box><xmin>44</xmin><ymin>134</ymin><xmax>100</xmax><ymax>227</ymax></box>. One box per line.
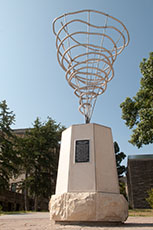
<box><xmin>0</xmin><ymin>0</ymin><xmax>153</xmax><ymax>166</ymax></box>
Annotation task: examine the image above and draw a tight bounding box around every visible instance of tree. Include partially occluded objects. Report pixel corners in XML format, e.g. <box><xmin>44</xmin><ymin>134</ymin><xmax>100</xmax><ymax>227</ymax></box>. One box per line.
<box><xmin>16</xmin><ymin>133</ymin><xmax>35</xmax><ymax>211</ymax></box>
<box><xmin>114</xmin><ymin>141</ymin><xmax>126</xmax><ymax>178</ymax></box>
<box><xmin>146</xmin><ymin>188</ymin><xmax>153</xmax><ymax>209</ymax></box>
<box><xmin>120</xmin><ymin>52</ymin><xmax>153</xmax><ymax>148</ymax></box>
<box><xmin>0</xmin><ymin>100</ymin><xmax>18</xmax><ymax>190</ymax></box>
<box><xmin>18</xmin><ymin>117</ymin><xmax>65</xmax><ymax>211</ymax></box>
<box><xmin>114</xmin><ymin>141</ymin><xmax>127</xmax><ymax>199</ymax></box>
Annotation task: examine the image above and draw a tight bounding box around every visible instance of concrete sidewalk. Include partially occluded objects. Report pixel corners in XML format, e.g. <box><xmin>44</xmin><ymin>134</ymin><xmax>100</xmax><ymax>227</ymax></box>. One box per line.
<box><xmin>0</xmin><ymin>212</ymin><xmax>153</xmax><ymax>230</ymax></box>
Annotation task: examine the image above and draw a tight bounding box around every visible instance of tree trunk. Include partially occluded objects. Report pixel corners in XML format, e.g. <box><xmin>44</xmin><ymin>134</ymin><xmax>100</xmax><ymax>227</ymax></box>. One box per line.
<box><xmin>34</xmin><ymin>195</ymin><xmax>38</xmax><ymax>211</ymax></box>
<box><xmin>24</xmin><ymin>171</ymin><xmax>28</xmax><ymax>211</ymax></box>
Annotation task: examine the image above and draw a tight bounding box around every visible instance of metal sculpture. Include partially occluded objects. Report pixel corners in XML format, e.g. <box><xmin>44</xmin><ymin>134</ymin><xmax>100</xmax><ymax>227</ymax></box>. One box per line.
<box><xmin>53</xmin><ymin>9</ymin><xmax>129</xmax><ymax>123</ymax></box>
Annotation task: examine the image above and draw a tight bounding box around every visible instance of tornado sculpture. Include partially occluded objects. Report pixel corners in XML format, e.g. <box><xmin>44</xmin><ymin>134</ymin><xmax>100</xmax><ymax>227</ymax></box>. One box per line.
<box><xmin>53</xmin><ymin>10</ymin><xmax>129</xmax><ymax>123</ymax></box>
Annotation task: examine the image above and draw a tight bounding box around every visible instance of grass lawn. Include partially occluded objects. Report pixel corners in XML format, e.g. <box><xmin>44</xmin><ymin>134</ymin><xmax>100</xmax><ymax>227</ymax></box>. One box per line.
<box><xmin>0</xmin><ymin>210</ymin><xmax>49</xmax><ymax>216</ymax></box>
<box><xmin>129</xmin><ymin>209</ymin><xmax>153</xmax><ymax>217</ymax></box>
<box><xmin>0</xmin><ymin>211</ymin><xmax>32</xmax><ymax>216</ymax></box>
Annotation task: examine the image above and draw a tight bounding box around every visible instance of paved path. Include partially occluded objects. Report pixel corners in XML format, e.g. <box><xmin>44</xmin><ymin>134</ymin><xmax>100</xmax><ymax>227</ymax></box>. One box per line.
<box><xmin>0</xmin><ymin>212</ymin><xmax>153</xmax><ymax>230</ymax></box>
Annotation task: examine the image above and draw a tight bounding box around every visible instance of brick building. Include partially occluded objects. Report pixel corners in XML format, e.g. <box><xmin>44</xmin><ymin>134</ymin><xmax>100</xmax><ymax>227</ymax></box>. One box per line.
<box><xmin>0</xmin><ymin>128</ymin><xmax>54</xmax><ymax>211</ymax></box>
<box><xmin>127</xmin><ymin>154</ymin><xmax>153</xmax><ymax>209</ymax></box>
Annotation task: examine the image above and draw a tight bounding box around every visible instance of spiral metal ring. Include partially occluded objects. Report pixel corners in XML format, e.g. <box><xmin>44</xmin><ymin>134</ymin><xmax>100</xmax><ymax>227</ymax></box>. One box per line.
<box><xmin>53</xmin><ymin>9</ymin><xmax>129</xmax><ymax>123</ymax></box>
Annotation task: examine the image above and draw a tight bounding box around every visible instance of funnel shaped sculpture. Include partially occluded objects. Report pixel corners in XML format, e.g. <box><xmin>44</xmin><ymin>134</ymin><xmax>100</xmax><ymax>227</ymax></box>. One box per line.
<box><xmin>53</xmin><ymin>9</ymin><xmax>129</xmax><ymax>123</ymax></box>
<box><xmin>50</xmin><ymin>10</ymin><xmax>130</xmax><ymax>223</ymax></box>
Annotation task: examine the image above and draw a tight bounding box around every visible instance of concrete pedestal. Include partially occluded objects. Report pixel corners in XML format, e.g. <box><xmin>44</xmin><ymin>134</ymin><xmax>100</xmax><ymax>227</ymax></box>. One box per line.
<box><xmin>49</xmin><ymin>123</ymin><xmax>128</xmax><ymax>222</ymax></box>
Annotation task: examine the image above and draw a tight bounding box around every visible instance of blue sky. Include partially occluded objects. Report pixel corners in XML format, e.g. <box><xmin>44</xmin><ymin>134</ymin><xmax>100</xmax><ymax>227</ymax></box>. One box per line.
<box><xmin>0</xmin><ymin>0</ymin><xmax>153</xmax><ymax>165</ymax></box>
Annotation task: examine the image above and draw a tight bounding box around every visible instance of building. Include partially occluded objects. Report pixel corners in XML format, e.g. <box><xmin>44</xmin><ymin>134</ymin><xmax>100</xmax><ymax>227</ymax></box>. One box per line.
<box><xmin>0</xmin><ymin>128</ymin><xmax>57</xmax><ymax>211</ymax></box>
<box><xmin>127</xmin><ymin>154</ymin><xmax>153</xmax><ymax>209</ymax></box>
<box><xmin>0</xmin><ymin>190</ymin><xmax>25</xmax><ymax>211</ymax></box>
<box><xmin>0</xmin><ymin>129</ymin><xmax>30</xmax><ymax>211</ymax></box>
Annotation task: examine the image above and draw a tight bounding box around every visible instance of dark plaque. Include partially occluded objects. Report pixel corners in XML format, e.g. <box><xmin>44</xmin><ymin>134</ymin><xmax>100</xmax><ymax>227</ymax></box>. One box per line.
<box><xmin>75</xmin><ymin>140</ymin><xmax>90</xmax><ymax>163</ymax></box>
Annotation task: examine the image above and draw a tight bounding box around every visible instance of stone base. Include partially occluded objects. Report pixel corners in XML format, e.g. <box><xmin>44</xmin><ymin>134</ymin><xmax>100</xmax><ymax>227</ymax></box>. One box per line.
<box><xmin>49</xmin><ymin>192</ymin><xmax>128</xmax><ymax>223</ymax></box>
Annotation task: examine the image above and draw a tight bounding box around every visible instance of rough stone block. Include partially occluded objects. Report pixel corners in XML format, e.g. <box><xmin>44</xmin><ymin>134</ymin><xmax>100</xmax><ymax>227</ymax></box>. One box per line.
<box><xmin>49</xmin><ymin>192</ymin><xmax>128</xmax><ymax>222</ymax></box>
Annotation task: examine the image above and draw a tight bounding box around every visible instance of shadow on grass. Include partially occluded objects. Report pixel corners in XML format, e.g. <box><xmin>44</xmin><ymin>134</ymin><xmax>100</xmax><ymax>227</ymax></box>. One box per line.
<box><xmin>124</xmin><ymin>222</ymin><xmax>153</xmax><ymax>228</ymax></box>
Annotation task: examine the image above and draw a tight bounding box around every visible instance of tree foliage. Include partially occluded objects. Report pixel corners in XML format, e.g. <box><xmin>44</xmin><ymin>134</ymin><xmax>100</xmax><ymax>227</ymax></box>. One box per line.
<box><xmin>120</xmin><ymin>52</ymin><xmax>153</xmax><ymax>148</ymax></box>
<box><xmin>146</xmin><ymin>188</ymin><xmax>153</xmax><ymax>209</ymax></box>
<box><xmin>114</xmin><ymin>141</ymin><xmax>126</xmax><ymax>178</ymax></box>
<box><xmin>0</xmin><ymin>100</ymin><xmax>18</xmax><ymax>190</ymax></box>
<box><xmin>0</xmin><ymin>100</ymin><xmax>65</xmax><ymax>210</ymax></box>
<box><xmin>18</xmin><ymin>117</ymin><xmax>65</xmax><ymax>210</ymax></box>
<box><xmin>114</xmin><ymin>141</ymin><xmax>127</xmax><ymax>199</ymax></box>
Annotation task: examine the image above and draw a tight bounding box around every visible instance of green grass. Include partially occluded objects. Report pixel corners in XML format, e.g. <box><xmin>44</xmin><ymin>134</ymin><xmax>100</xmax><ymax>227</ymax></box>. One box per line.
<box><xmin>0</xmin><ymin>211</ymin><xmax>33</xmax><ymax>216</ymax></box>
<box><xmin>0</xmin><ymin>210</ymin><xmax>48</xmax><ymax>216</ymax></box>
<box><xmin>129</xmin><ymin>209</ymin><xmax>153</xmax><ymax>217</ymax></box>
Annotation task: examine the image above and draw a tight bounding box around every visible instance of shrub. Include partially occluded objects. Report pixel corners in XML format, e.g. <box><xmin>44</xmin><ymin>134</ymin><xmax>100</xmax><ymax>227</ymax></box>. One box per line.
<box><xmin>146</xmin><ymin>188</ymin><xmax>153</xmax><ymax>208</ymax></box>
<box><xmin>119</xmin><ymin>181</ymin><xmax>127</xmax><ymax>200</ymax></box>
<box><xmin>0</xmin><ymin>205</ymin><xmax>3</xmax><ymax>213</ymax></box>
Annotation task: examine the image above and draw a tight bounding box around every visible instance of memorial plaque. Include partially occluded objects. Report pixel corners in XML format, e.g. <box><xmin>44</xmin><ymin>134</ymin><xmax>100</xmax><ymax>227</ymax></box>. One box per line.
<box><xmin>75</xmin><ymin>140</ymin><xmax>90</xmax><ymax>163</ymax></box>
